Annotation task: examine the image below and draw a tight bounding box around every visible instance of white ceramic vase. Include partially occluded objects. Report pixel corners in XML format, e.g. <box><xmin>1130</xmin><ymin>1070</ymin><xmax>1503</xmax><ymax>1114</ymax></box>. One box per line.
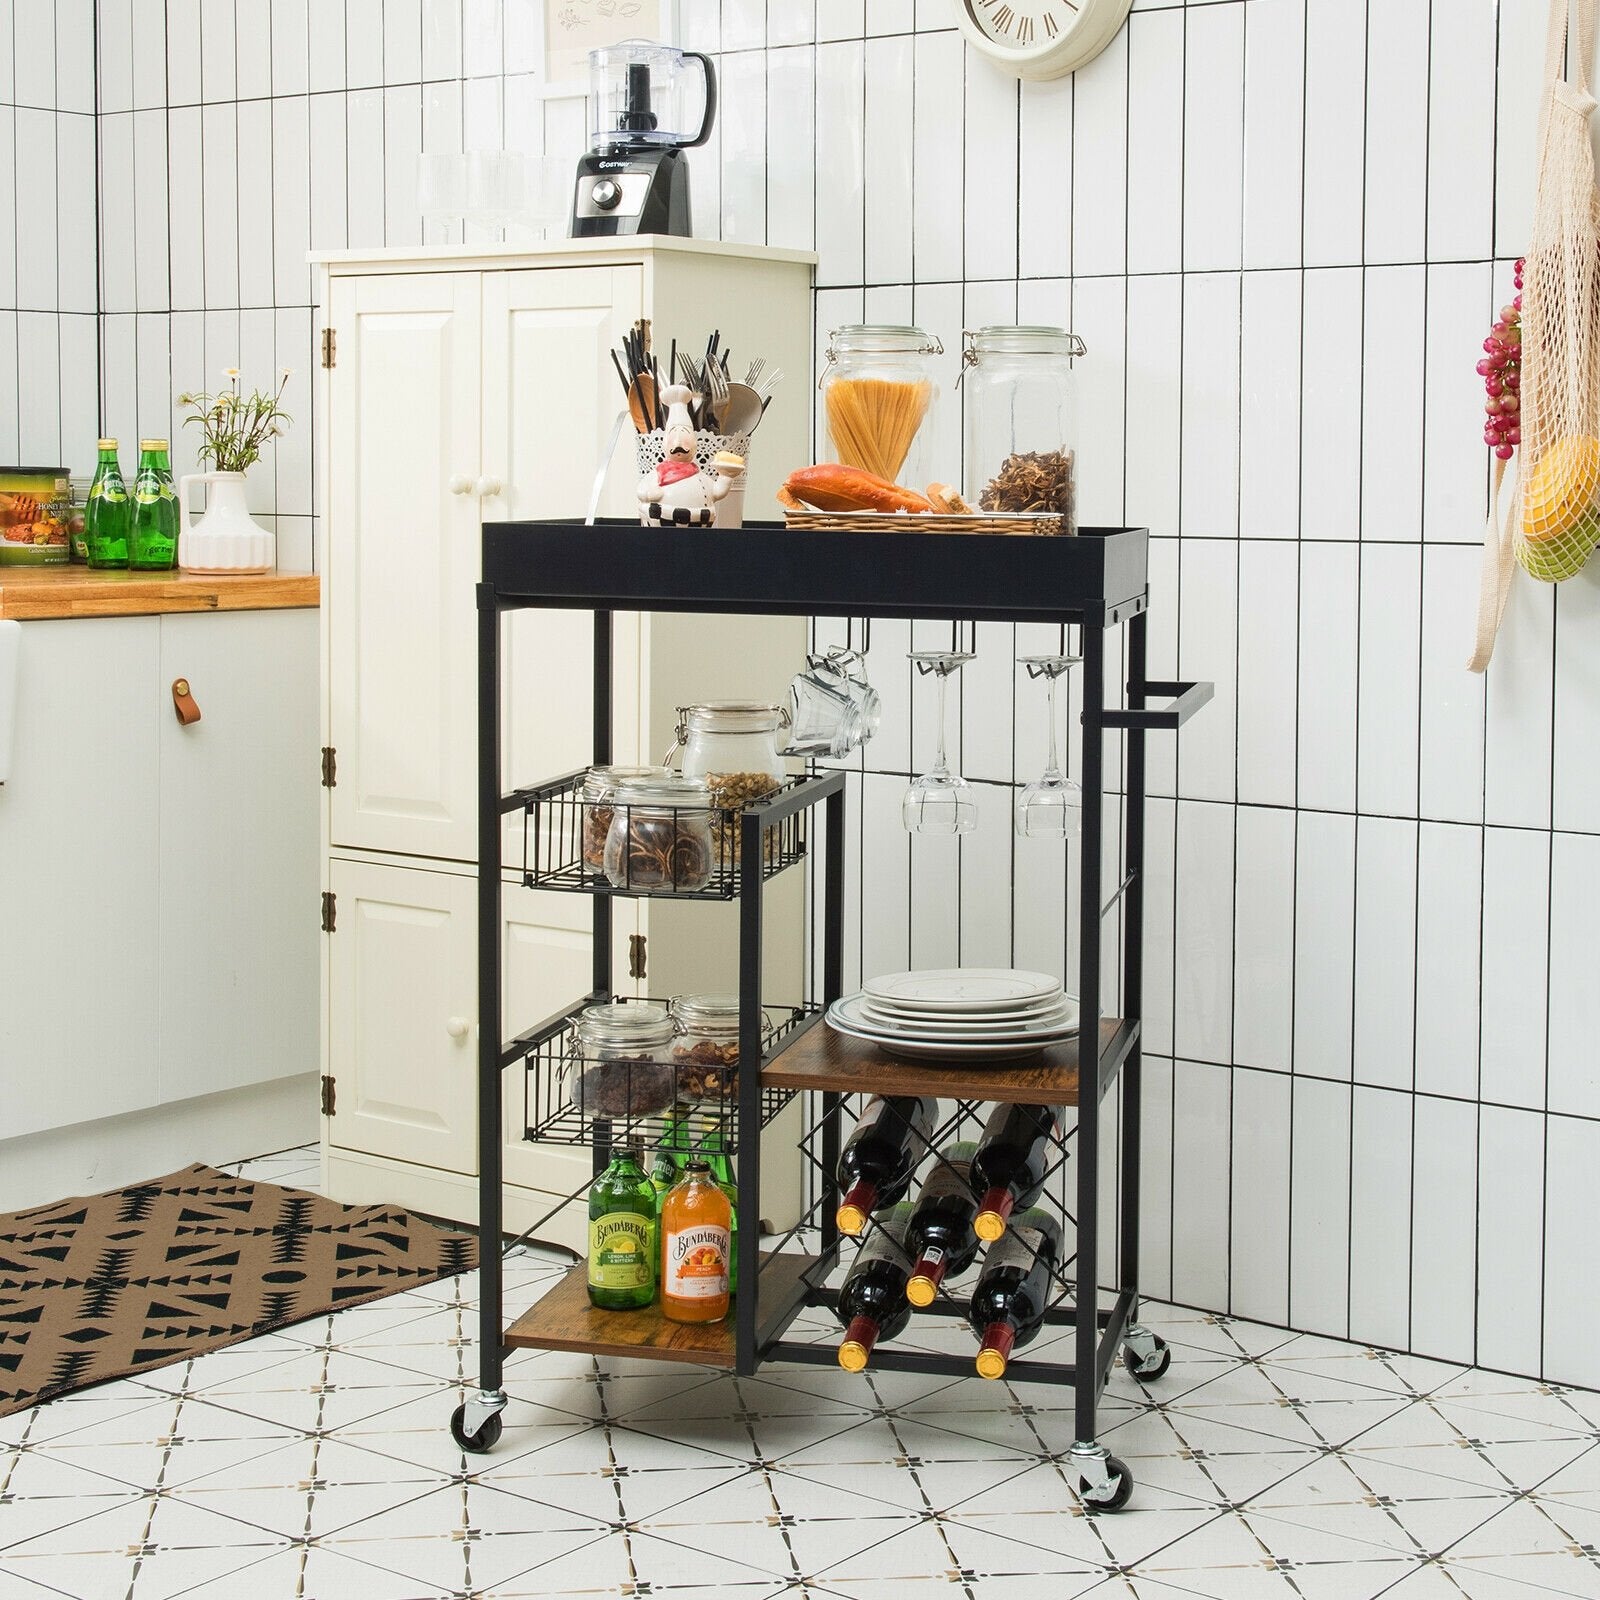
<box><xmin>177</xmin><ymin>471</ymin><xmax>274</xmax><ymax>575</ymax></box>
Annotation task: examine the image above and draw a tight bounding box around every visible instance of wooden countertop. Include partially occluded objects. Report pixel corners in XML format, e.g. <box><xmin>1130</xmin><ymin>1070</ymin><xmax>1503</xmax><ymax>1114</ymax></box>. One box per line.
<box><xmin>0</xmin><ymin>564</ymin><xmax>320</xmax><ymax>620</ymax></box>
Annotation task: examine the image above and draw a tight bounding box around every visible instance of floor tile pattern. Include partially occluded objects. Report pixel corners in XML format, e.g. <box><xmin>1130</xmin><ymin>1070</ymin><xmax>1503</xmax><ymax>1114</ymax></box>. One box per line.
<box><xmin>3</xmin><ymin>1149</ymin><xmax>1599</xmax><ymax>1600</ymax></box>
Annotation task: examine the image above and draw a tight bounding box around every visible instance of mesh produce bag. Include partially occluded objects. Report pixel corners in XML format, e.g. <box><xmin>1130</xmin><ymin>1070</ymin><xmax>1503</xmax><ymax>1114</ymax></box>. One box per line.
<box><xmin>1472</xmin><ymin>0</ymin><xmax>1600</xmax><ymax>669</ymax></box>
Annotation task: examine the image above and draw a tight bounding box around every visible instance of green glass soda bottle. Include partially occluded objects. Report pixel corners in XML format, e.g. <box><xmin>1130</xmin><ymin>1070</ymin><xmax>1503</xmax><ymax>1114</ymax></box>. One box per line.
<box><xmin>588</xmin><ymin>1137</ymin><xmax>657</xmax><ymax>1311</ymax></box>
<box><xmin>129</xmin><ymin>438</ymin><xmax>178</xmax><ymax>570</ymax></box>
<box><xmin>651</xmin><ymin>1115</ymin><xmax>690</xmax><ymax>1210</ymax></box>
<box><xmin>84</xmin><ymin>439</ymin><xmax>130</xmax><ymax>569</ymax></box>
<box><xmin>696</xmin><ymin>1122</ymin><xmax>740</xmax><ymax>1297</ymax></box>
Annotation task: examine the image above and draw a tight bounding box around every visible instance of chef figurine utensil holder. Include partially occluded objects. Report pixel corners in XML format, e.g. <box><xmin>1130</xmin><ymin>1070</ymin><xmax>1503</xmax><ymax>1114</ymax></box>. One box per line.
<box><xmin>635</xmin><ymin>382</ymin><xmax>746</xmax><ymax>527</ymax></box>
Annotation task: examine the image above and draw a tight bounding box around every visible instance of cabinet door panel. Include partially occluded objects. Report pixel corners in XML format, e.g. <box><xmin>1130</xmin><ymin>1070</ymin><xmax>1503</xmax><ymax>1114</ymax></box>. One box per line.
<box><xmin>159</xmin><ymin>610</ymin><xmax>319</xmax><ymax>1104</ymax></box>
<box><xmin>328</xmin><ymin>272</ymin><xmax>482</xmax><ymax>859</ymax></box>
<box><xmin>328</xmin><ymin>859</ymin><xmax>476</xmax><ymax>1172</ymax></box>
<box><xmin>501</xmin><ymin>883</ymin><xmax>593</xmax><ymax>1217</ymax></box>
<box><xmin>0</xmin><ymin>619</ymin><xmax>160</xmax><ymax>1136</ymax></box>
<box><xmin>484</xmin><ymin>267</ymin><xmax>642</xmax><ymax>793</ymax></box>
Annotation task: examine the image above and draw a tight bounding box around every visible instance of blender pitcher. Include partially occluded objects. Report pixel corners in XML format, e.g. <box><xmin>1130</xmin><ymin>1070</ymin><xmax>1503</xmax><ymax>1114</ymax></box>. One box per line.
<box><xmin>570</xmin><ymin>42</ymin><xmax>717</xmax><ymax>238</ymax></box>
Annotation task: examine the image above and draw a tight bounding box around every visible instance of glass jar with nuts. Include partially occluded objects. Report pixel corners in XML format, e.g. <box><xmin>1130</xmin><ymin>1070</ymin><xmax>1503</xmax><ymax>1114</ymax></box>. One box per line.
<box><xmin>672</xmin><ymin>702</ymin><xmax>790</xmax><ymax>869</ymax></box>
<box><xmin>670</xmin><ymin>995</ymin><xmax>747</xmax><ymax>1102</ymax></box>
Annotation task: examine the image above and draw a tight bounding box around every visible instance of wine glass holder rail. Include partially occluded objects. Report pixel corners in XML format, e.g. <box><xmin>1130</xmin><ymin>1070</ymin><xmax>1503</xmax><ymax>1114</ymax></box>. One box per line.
<box><xmin>506</xmin><ymin>767</ymin><xmax>813</xmax><ymax>898</ymax></box>
<box><xmin>462</xmin><ymin>519</ymin><xmax>1211</xmax><ymax>1512</ymax></box>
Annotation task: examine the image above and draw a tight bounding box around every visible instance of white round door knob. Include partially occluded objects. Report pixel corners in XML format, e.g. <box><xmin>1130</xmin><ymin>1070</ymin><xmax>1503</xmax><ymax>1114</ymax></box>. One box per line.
<box><xmin>475</xmin><ymin>476</ymin><xmax>502</xmax><ymax>498</ymax></box>
<box><xmin>448</xmin><ymin>475</ymin><xmax>472</xmax><ymax>495</ymax></box>
<box><xmin>446</xmin><ymin>1016</ymin><xmax>470</xmax><ymax>1040</ymax></box>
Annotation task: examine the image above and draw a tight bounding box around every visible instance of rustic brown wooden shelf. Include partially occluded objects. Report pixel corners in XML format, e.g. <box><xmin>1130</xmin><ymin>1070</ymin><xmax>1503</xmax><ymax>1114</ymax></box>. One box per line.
<box><xmin>0</xmin><ymin>564</ymin><xmax>320</xmax><ymax>619</ymax></box>
<box><xmin>761</xmin><ymin>1018</ymin><xmax>1111</xmax><ymax>1104</ymax></box>
<box><xmin>504</xmin><ymin>1251</ymin><xmax>824</xmax><ymax>1367</ymax></box>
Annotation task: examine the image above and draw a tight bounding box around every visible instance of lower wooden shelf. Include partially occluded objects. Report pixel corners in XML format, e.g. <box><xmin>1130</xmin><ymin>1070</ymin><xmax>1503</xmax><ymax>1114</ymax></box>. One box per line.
<box><xmin>760</xmin><ymin>1018</ymin><xmax>1108</xmax><ymax>1103</ymax></box>
<box><xmin>504</xmin><ymin>1250</ymin><xmax>823</xmax><ymax>1367</ymax></box>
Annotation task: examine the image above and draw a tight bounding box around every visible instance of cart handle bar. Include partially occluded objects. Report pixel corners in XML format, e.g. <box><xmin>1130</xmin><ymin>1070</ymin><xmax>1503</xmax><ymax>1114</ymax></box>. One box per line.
<box><xmin>1102</xmin><ymin>679</ymin><xmax>1213</xmax><ymax>731</ymax></box>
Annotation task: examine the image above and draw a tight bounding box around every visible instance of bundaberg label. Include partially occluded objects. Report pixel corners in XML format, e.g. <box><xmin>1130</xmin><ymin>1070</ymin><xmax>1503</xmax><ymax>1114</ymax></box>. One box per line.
<box><xmin>588</xmin><ymin>1212</ymin><xmax>653</xmax><ymax>1290</ymax></box>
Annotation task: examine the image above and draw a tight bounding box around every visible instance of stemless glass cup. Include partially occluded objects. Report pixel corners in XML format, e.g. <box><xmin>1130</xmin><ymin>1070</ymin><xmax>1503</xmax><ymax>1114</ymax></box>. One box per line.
<box><xmin>903</xmin><ymin>651</ymin><xmax>977</xmax><ymax>835</ymax></box>
<box><xmin>1015</xmin><ymin>655</ymin><xmax>1082</xmax><ymax>840</ymax></box>
<box><xmin>787</xmin><ymin>648</ymin><xmax>882</xmax><ymax>757</ymax></box>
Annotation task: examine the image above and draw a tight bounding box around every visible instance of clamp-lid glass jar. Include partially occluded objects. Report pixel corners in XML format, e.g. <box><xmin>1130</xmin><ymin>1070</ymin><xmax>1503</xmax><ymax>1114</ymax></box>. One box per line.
<box><xmin>961</xmin><ymin>326</ymin><xmax>1084</xmax><ymax>534</ymax></box>
<box><xmin>671</xmin><ymin>994</ymin><xmax>745</xmax><ymax>1102</ymax></box>
<box><xmin>822</xmin><ymin>324</ymin><xmax>943</xmax><ymax>491</ymax></box>
<box><xmin>603</xmin><ymin>773</ymin><xmax>715</xmax><ymax>892</ymax></box>
<box><xmin>581</xmin><ymin>764</ymin><xmax>670</xmax><ymax>870</ymax></box>
<box><xmin>672</xmin><ymin>702</ymin><xmax>789</xmax><ymax>867</ymax></box>
<box><xmin>568</xmin><ymin>1001</ymin><xmax>678</xmax><ymax>1118</ymax></box>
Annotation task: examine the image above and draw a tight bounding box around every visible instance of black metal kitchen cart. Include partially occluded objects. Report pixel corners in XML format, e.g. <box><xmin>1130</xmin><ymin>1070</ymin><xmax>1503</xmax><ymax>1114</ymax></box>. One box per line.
<box><xmin>454</xmin><ymin>518</ymin><xmax>1210</xmax><ymax>1512</ymax></box>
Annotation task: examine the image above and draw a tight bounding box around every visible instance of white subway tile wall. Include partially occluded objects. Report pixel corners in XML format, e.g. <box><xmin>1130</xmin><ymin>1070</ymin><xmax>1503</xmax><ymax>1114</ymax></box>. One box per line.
<box><xmin>0</xmin><ymin>0</ymin><xmax>1593</xmax><ymax>1387</ymax></box>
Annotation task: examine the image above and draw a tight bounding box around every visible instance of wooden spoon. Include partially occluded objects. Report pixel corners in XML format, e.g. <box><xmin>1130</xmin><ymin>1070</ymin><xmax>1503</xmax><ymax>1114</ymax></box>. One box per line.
<box><xmin>629</xmin><ymin>373</ymin><xmax>659</xmax><ymax>433</ymax></box>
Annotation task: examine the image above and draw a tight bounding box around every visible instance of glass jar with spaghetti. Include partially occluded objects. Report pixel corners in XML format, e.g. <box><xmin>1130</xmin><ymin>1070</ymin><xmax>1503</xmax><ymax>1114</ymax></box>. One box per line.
<box><xmin>961</xmin><ymin>326</ymin><xmax>1084</xmax><ymax>535</ymax></box>
<box><xmin>820</xmin><ymin>325</ymin><xmax>943</xmax><ymax>492</ymax></box>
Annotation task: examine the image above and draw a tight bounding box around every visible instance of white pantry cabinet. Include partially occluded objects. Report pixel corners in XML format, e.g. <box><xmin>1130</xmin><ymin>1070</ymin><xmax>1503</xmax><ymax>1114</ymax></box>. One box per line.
<box><xmin>316</xmin><ymin>240</ymin><xmax>815</xmax><ymax>1249</ymax></box>
<box><xmin>0</xmin><ymin>605</ymin><xmax>319</xmax><ymax>1211</ymax></box>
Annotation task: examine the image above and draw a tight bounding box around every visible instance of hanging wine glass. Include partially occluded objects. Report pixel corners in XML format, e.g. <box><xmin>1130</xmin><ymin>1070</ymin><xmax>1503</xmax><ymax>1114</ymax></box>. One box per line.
<box><xmin>903</xmin><ymin>650</ymin><xmax>977</xmax><ymax>834</ymax></box>
<box><xmin>1016</xmin><ymin>655</ymin><xmax>1082</xmax><ymax>840</ymax></box>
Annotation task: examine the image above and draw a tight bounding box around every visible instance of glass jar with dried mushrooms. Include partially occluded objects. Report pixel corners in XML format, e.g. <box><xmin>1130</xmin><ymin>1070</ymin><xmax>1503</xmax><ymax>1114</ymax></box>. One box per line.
<box><xmin>961</xmin><ymin>326</ymin><xmax>1084</xmax><ymax>534</ymax></box>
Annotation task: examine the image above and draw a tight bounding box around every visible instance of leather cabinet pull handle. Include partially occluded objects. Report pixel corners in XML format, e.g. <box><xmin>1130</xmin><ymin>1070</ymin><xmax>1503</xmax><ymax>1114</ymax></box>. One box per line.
<box><xmin>171</xmin><ymin>678</ymin><xmax>202</xmax><ymax>726</ymax></box>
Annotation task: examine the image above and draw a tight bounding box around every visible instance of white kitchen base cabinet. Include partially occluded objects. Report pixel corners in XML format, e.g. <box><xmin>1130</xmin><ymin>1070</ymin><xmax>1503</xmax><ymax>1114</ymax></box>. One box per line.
<box><xmin>316</xmin><ymin>239</ymin><xmax>815</xmax><ymax>1242</ymax></box>
<box><xmin>0</xmin><ymin>606</ymin><xmax>320</xmax><ymax>1213</ymax></box>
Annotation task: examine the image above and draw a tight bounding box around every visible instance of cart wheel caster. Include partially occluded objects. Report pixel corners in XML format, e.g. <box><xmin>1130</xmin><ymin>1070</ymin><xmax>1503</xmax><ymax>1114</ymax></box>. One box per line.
<box><xmin>1079</xmin><ymin>1454</ymin><xmax>1134</xmax><ymax>1511</ymax></box>
<box><xmin>1123</xmin><ymin>1332</ymin><xmax>1171</xmax><ymax>1381</ymax></box>
<box><xmin>450</xmin><ymin>1402</ymin><xmax>503</xmax><ymax>1453</ymax></box>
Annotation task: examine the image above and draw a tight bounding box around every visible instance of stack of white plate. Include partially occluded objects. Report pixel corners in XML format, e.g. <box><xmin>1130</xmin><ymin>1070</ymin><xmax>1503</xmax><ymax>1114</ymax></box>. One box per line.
<box><xmin>826</xmin><ymin>969</ymin><xmax>1078</xmax><ymax>1062</ymax></box>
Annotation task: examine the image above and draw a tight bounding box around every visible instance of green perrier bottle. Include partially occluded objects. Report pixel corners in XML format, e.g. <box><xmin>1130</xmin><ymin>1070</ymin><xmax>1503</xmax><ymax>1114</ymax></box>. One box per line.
<box><xmin>588</xmin><ymin>1137</ymin><xmax>657</xmax><ymax>1311</ymax></box>
<box><xmin>697</xmin><ymin>1122</ymin><xmax>740</xmax><ymax>1297</ymax></box>
<box><xmin>129</xmin><ymin>438</ymin><xmax>178</xmax><ymax>570</ymax></box>
<box><xmin>84</xmin><ymin>439</ymin><xmax>130</xmax><ymax>569</ymax></box>
<box><xmin>651</xmin><ymin>1115</ymin><xmax>692</xmax><ymax>1209</ymax></box>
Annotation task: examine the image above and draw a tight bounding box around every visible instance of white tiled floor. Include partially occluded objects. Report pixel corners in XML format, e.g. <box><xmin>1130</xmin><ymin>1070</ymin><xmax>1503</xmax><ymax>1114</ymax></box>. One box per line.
<box><xmin>4</xmin><ymin>1148</ymin><xmax>1600</xmax><ymax>1600</ymax></box>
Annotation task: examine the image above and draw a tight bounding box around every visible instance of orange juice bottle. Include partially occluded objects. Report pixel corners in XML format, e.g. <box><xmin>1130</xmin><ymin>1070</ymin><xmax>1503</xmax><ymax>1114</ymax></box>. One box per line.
<box><xmin>660</xmin><ymin>1157</ymin><xmax>731</xmax><ymax>1323</ymax></box>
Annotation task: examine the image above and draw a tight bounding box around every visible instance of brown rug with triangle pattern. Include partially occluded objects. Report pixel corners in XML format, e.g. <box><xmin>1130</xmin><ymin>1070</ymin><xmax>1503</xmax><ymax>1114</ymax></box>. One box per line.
<box><xmin>0</xmin><ymin>1163</ymin><xmax>477</xmax><ymax>1417</ymax></box>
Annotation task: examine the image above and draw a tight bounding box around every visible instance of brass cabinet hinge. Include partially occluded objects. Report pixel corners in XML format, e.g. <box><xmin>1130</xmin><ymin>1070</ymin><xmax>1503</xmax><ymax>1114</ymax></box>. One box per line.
<box><xmin>321</xmin><ymin>891</ymin><xmax>337</xmax><ymax>932</ymax></box>
<box><xmin>321</xmin><ymin>1075</ymin><xmax>336</xmax><ymax>1116</ymax></box>
<box><xmin>321</xmin><ymin>745</ymin><xmax>337</xmax><ymax>787</ymax></box>
<box><xmin>321</xmin><ymin>327</ymin><xmax>337</xmax><ymax>368</ymax></box>
<box><xmin>628</xmin><ymin>933</ymin><xmax>647</xmax><ymax>980</ymax></box>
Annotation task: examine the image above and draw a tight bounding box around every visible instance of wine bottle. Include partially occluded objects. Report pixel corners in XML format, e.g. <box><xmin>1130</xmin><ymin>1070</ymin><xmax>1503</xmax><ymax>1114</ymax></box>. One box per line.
<box><xmin>970</xmin><ymin>1103</ymin><xmax>1065</xmax><ymax>1242</ymax></box>
<box><xmin>836</xmin><ymin>1203</ymin><xmax>914</xmax><ymax>1371</ymax></box>
<box><xmin>967</xmin><ymin>1206</ymin><xmax>1063</xmax><ymax>1379</ymax></box>
<box><xmin>835</xmin><ymin>1095</ymin><xmax>938</xmax><ymax>1235</ymax></box>
<box><xmin>903</xmin><ymin>1141</ymin><xmax>980</xmax><ymax>1307</ymax></box>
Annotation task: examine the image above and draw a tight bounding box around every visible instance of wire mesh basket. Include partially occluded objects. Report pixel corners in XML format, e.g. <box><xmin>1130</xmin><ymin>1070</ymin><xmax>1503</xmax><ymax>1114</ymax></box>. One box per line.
<box><xmin>510</xmin><ymin>769</ymin><xmax>813</xmax><ymax>899</ymax></box>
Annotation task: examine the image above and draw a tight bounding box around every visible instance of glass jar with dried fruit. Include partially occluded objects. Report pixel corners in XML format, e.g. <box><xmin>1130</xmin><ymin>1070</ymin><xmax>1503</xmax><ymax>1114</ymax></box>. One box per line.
<box><xmin>567</xmin><ymin>1002</ymin><xmax>679</xmax><ymax>1119</ymax></box>
<box><xmin>580</xmin><ymin>764</ymin><xmax>671</xmax><ymax>871</ymax></box>
<box><xmin>961</xmin><ymin>326</ymin><xmax>1084</xmax><ymax>535</ymax></box>
<box><xmin>670</xmin><ymin>702</ymin><xmax>789</xmax><ymax>870</ymax></box>
<box><xmin>670</xmin><ymin>994</ymin><xmax>746</xmax><ymax>1103</ymax></box>
<box><xmin>602</xmin><ymin>774</ymin><xmax>716</xmax><ymax>893</ymax></box>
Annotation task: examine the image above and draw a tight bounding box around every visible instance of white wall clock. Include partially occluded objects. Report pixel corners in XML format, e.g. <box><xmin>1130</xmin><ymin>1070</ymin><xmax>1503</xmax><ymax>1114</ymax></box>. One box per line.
<box><xmin>953</xmin><ymin>0</ymin><xmax>1134</xmax><ymax>80</ymax></box>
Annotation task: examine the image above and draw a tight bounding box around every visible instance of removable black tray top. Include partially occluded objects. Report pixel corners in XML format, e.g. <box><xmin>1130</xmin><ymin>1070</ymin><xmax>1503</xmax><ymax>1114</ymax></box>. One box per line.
<box><xmin>482</xmin><ymin>518</ymin><xmax>1150</xmax><ymax>624</ymax></box>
